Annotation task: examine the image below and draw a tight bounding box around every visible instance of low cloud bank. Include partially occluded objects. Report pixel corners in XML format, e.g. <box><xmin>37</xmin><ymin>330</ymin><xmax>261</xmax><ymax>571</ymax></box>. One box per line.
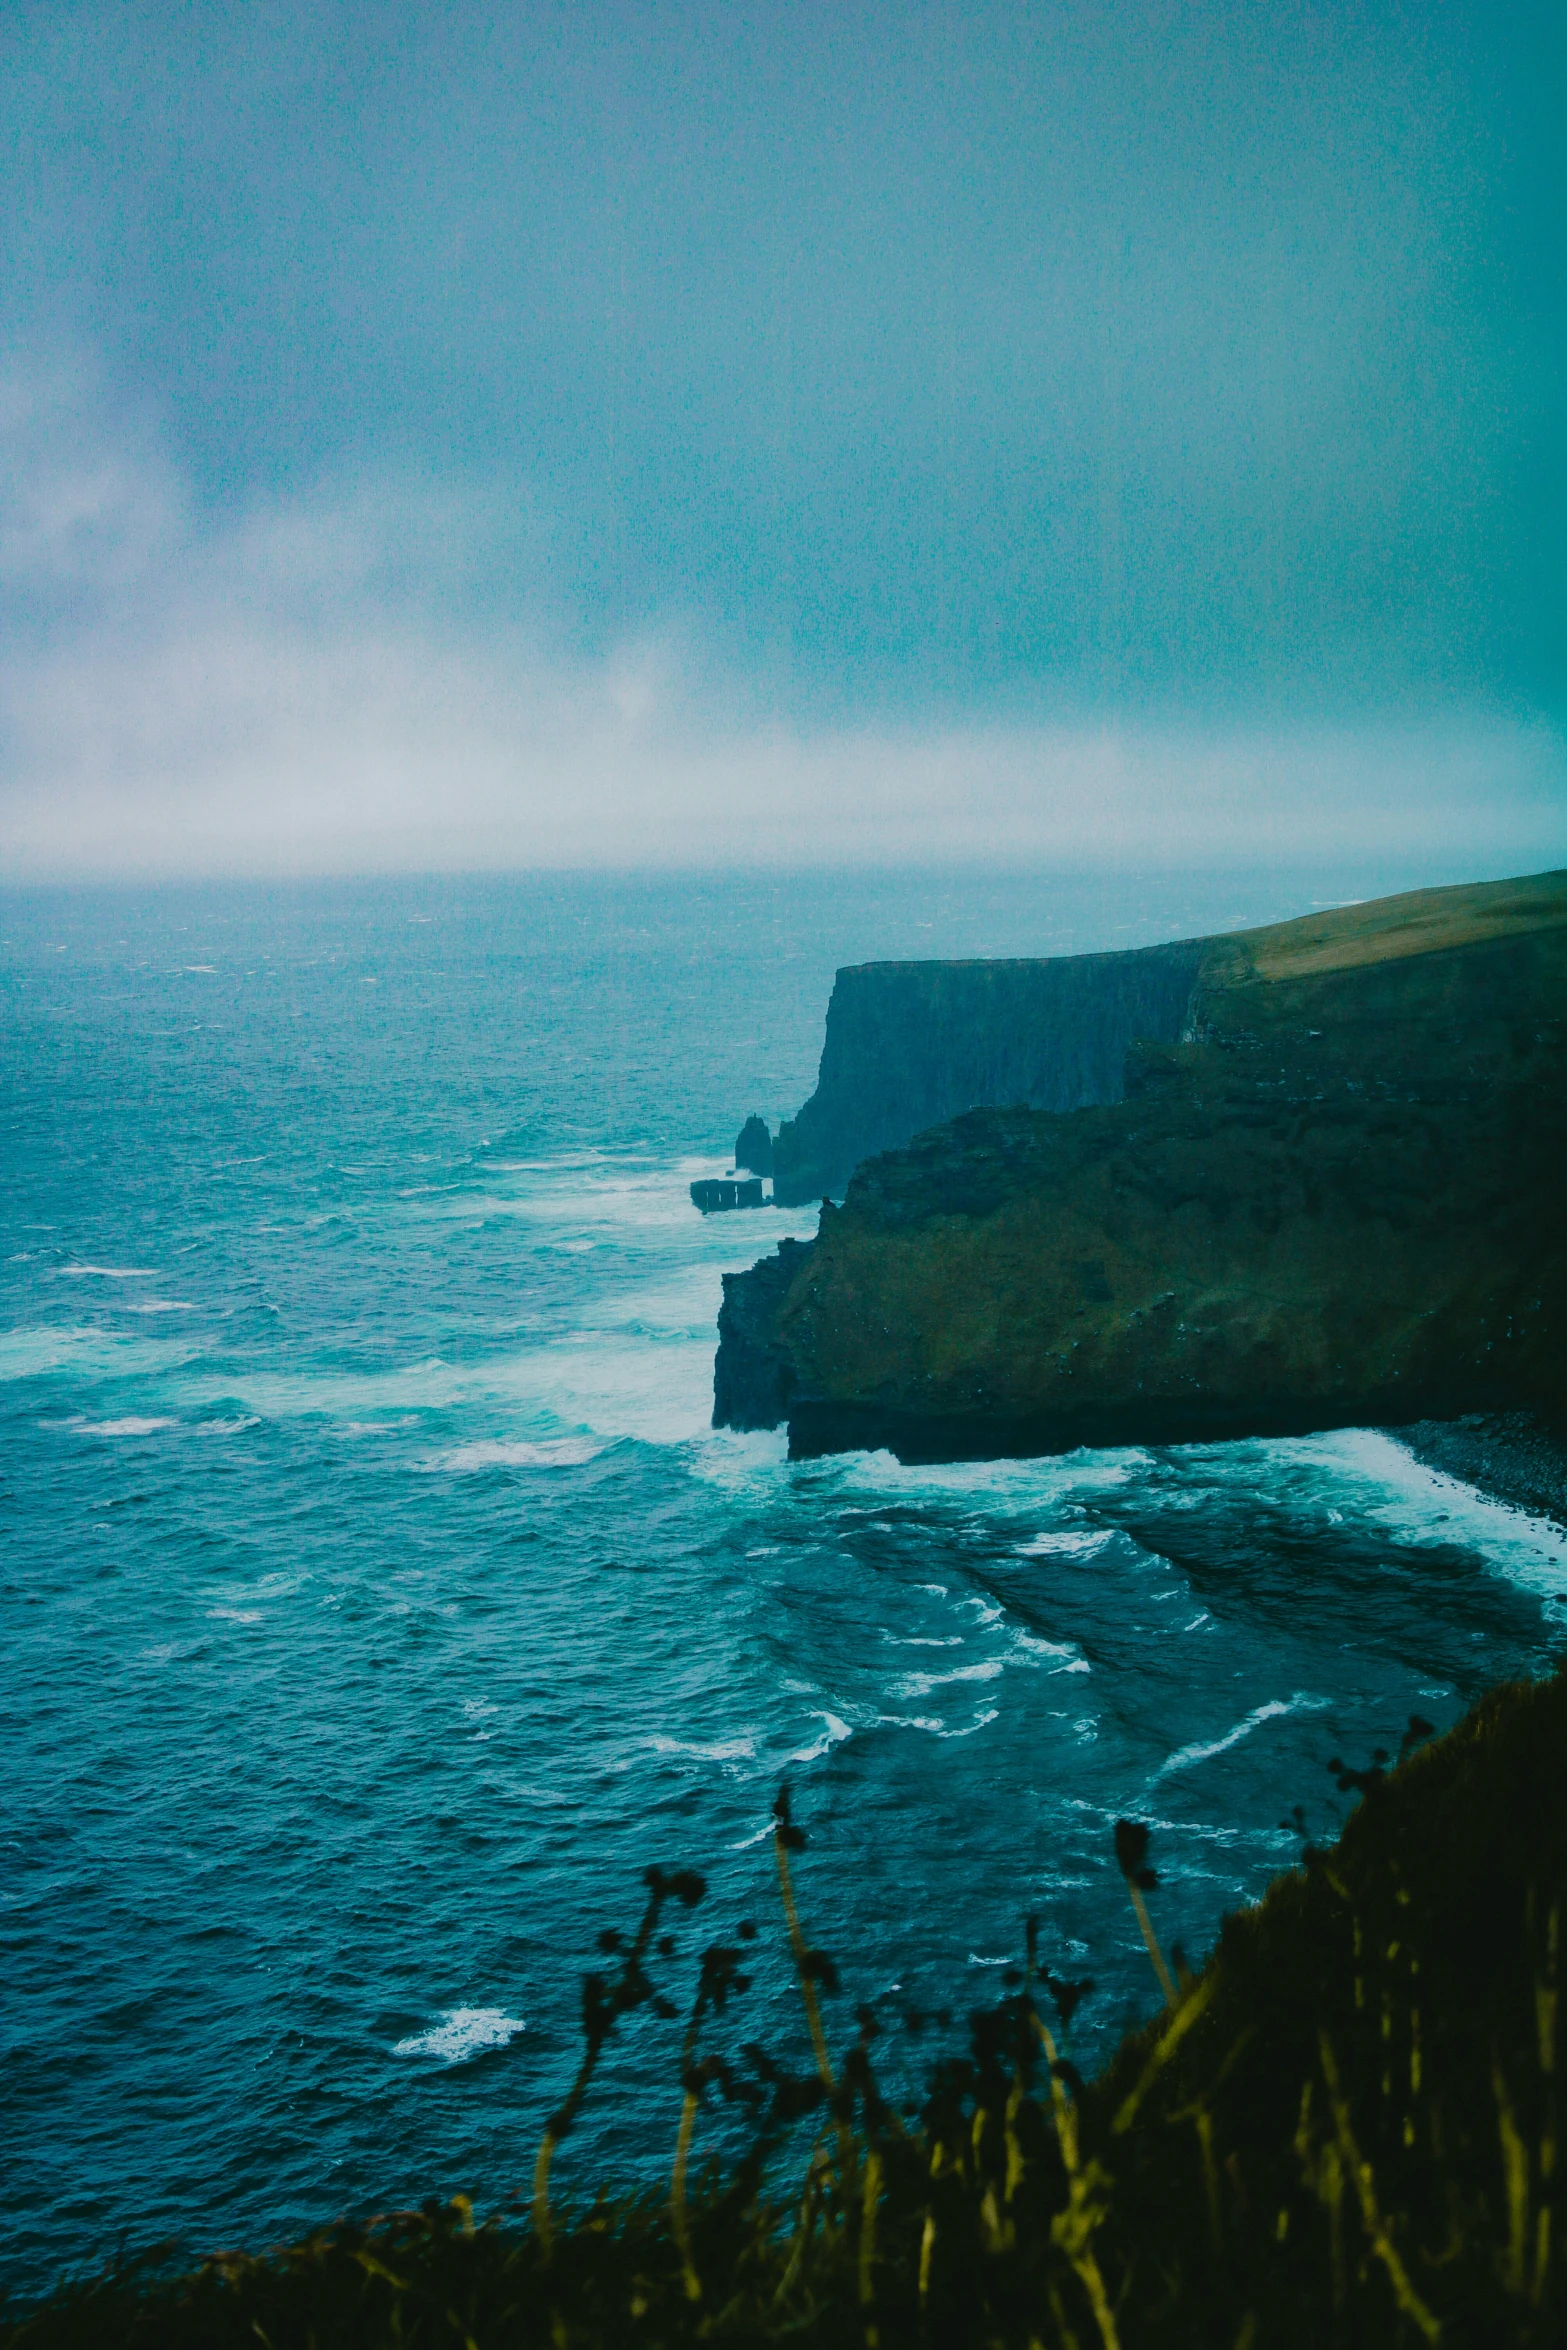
<box><xmin>3</xmin><ymin>372</ymin><xmax>1563</xmax><ymax>882</ymax></box>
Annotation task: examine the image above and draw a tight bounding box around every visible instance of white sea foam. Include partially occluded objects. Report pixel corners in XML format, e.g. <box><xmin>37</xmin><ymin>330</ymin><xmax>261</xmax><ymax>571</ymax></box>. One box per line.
<box><xmin>206</xmin><ymin>1606</ymin><xmax>263</xmax><ymax>1624</ymax></box>
<box><xmin>647</xmin><ymin>1734</ymin><xmax>756</xmax><ymax>1763</ymax></box>
<box><xmin>126</xmin><ymin>1300</ymin><xmax>197</xmax><ymax>1313</ymax></box>
<box><xmin>889</xmin><ymin>1659</ymin><xmax>1005</xmax><ymax>1699</ymax></box>
<box><xmin>58</xmin><ymin>1265</ymin><xmax>159</xmax><ymax>1279</ymax></box>
<box><xmin>1</xmin><ymin>1324</ymin><xmax>194</xmax><ymax>1381</ymax></box>
<box><xmin>1017</xmin><ymin>1528</ymin><xmax>1116</xmax><ymax>1559</ymax></box>
<box><xmin>1010</xmin><ymin>1631</ymin><xmax>1082</xmax><ymax>1663</ymax></box>
<box><xmin>1273</xmin><ymin>1429</ymin><xmax>1567</xmax><ymax>1606</ymax></box>
<box><xmin>429</xmin><ymin>1437</ymin><xmax>602</xmax><ymax>1471</ymax></box>
<box><xmin>73</xmin><ymin>1415</ymin><xmax>177</xmax><ymax>1436</ymax></box>
<box><xmin>1153</xmin><ymin>1692</ymin><xmax>1327</xmax><ymax>1781</ymax></box>
<box><xmin>785</xmin><ymin>1711</ymin><xmax>853</xmax><ymax>1763</ymax></box>
<box><xmin>393</xmin><ymin>2007</ymin><xmax>524</xmax><ymax>2064</ymax></box>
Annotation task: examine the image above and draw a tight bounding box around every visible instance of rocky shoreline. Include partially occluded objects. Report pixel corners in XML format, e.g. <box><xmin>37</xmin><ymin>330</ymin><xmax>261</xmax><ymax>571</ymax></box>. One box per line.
<box><xmin>1395</xmin><ymin>1410</ymin><xmax>1567</xmax><ymax>1532</ymax></box>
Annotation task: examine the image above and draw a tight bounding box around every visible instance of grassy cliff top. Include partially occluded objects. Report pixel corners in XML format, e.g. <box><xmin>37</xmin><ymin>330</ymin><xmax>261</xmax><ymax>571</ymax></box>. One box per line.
<box><xmin>1209</xmin><ymin>866</ymin><xmax>1567</xmax><ymax>986</ymax></box>
<box><xmin>824</xmin><ymin>868</ymin><xmax>1567</xmax><ymax>989</ymax></box>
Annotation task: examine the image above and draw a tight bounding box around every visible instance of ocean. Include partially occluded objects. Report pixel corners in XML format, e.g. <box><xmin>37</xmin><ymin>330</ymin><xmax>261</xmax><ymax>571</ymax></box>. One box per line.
<box><xmin>3</xmin><ymin>863</ymin><xmax>1564</xmax><ymax>2296</ymax></box>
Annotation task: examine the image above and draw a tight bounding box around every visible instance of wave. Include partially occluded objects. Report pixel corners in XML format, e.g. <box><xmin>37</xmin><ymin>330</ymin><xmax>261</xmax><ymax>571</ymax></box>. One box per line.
<box><xmin>428</xmin><ymin>1437</ymin><xmax>603</xmax><ymax>1471</ymax></box>
<box><xmin>1153</xmin><ymin>1692</ymin><xmax>1328</xmax><ymax>1782</ymax></box>
<box><xmin>0</xmin><ymin>1325</ymin><xmax>195</xmax><ymax>1381</ymax></box>
<box><xmin>392</xmin><ymin>2007</ymin><xmax>525</xmax><ymax>2064</ymax></box>
<box><xmin>784</xmin><ymin>1711</ymin><xmax>852</xmax><ymax>1764</ymax></box>
<box><xmin>71</xmin><ymin>1415</ymin><xmax>178</xmax><ymax>1436</ymax></box>
<box><xmin>58</xmin><ymin>1265</ymin><xmax>159</xmax><ymax>1279</ymax></box>
<box><xmin>647</xmin><ymin>1734</ymin><xmax>756</xmax><ymax>1763</ymax></box>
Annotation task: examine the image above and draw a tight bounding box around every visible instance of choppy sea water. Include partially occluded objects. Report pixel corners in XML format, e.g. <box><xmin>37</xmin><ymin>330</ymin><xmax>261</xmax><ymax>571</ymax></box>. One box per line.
<box><xmin>3</xmin><ymin>865</ymin><xmax>1564</xmax><ymax>2295</ymax></box>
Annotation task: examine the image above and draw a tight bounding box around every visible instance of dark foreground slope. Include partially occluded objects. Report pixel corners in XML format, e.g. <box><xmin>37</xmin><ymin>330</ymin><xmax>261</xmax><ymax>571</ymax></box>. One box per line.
<box><xmin>718</xmin><ymin>871</ymin><xmax>1567</xmax><ymax>1458</ymax></box>
<box><xmin>10</xmin><ymin>1666</ymin><xmax>1567</xmax><ymax>2347</ymax></box>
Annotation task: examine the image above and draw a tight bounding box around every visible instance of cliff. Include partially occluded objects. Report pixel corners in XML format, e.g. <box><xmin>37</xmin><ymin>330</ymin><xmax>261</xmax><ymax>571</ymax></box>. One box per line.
<box><xmin>716</xmin><ymin>870</ymin><xmax>1567</xmax><ymax>1460</ymax></box>
<box><xmin>771</xmin><ymin>939</ymin><xmax>1205</xmax><ymax>1203</ymax></box>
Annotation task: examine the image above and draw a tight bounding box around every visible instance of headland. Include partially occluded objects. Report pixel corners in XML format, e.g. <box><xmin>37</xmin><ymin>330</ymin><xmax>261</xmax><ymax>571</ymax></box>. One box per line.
<box><xmin>717</xmin><ymin>870</ymin><xmax>1567</xmax><ymax>1465</ymax></box>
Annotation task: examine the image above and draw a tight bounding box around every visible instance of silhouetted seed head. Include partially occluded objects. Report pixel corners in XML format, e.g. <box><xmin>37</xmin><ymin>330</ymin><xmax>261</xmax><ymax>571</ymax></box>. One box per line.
<box><xmin>1399</xmin><ymin>1714</ymin><xmax>1437</xmax><ymax>1763</ymax></box>
<box><xmin>596</xmin><ymin>1928</ymin><xmax>624</xmax><ymax>1955</ymax></box>
<box><xmin>737</xmin><ymin>1919</ymin><xmax>758</xmax><ymax>1941</ymax></box>
<box><xmin>652</xmin><ymin>1995</ymin><xmax>678</xmax><ymax>2021</ymax></box>
<box><xmin>855</xmin><ymin>2004</ymin><xmax>881</xmax><ymax>2041</ymax></box>
<box><xmin>1046</xmin><ymin>1972</ymin><xmax>1094</xmax><ymax>2031</ymax></box>
<box><xmin>1114</xmin><ymin>1818</ymin><xmax>1158</xmax><ymax>1889</ymax></box>
<box><xmin>773</xmin><ymin>1785</ymin><xmax>807</xmax><ymax>1851</ymax></box>
<box><xmin>1330</xmin><ymin>1750</ymin><xmax>1389</xmax><ymax>1797</ymax></box>
<box><xmin>802</xmin><ymin>1948</ymin><xmax>841</xmax><ymax>1994</ymax></box>
<box><xmin>657</xmin><ymin>1934</ymin><xmax>677</xmax><ymax>1958</ymax></box>
<box><xmin>698</xmin><ymin>1944</ymin><xmax>750</xmax><ymax>2014</ymax></box>
<box><xmin>1003</xmin><ymin>1967</ymin><xmax>1022</xmax><ymax>1988</ymax></box>
<box><xmin>668</xmin><ymin>1870</ymin><xmax>706</xmax><ymax>1908</ymax></box>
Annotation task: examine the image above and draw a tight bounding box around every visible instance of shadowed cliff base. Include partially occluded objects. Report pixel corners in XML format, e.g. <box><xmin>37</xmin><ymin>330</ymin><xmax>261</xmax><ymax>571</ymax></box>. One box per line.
<box><xmin>716</xmin><ymin>871</ymin><xmax>1567</xmax><ymax>1467</ymax></box>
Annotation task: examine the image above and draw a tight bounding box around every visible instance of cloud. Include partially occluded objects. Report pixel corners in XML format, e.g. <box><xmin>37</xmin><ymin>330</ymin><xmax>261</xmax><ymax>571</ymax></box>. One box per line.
<box><xmin>2</xmin><ymin>369</ymin><xmax>1564</xmax><ymax>882</ymax></box>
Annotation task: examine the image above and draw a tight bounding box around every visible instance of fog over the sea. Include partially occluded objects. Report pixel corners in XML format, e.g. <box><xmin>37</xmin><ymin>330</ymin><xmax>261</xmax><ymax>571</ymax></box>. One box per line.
<box><xmin>2</xmin><ymin>0</ymin><xmax>1562</xmax><ymax>879</ymax></box>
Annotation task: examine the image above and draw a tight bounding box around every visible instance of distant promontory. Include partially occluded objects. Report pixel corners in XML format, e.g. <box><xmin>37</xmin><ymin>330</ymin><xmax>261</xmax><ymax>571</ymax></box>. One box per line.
<box><xmin>716</xmin><ymin>871</ymin><xmax>1567</xmax><ymax>1462</ymax></box>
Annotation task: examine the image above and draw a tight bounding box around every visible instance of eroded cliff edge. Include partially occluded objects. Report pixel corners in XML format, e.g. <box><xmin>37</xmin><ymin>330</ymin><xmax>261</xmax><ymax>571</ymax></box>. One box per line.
<box><xmin>771</xmin><ymin>939</ymin><xmax>1205</xmax><ymax>1203</ymax></box>
<box><xmin>716</xmin><ymin>871</ymin><xmax>1567</xmax><ymax>1460</ymax></box>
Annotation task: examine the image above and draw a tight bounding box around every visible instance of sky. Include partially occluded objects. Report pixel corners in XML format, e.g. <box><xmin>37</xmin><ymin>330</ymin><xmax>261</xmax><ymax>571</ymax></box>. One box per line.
<box><xmin>2</xmin><ymin>0</ymin><xmax>1563</xmax><ymax>879</ymax></box>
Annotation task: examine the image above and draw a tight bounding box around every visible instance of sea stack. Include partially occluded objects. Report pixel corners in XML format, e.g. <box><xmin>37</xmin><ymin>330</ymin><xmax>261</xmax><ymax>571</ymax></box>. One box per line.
<box><xmin>734</xmin><ymin>1114</ymin><xmax>774</xmax><ymax>1177</ymax></box>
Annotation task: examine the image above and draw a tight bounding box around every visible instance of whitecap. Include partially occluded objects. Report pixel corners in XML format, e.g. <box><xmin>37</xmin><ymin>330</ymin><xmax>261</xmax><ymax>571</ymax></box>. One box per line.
<box><xmin>1153</xmin><ymin>1693</ymin><xmax>1327</xmax><ymax>1782</ymax></box>
<box><xmin>74</xmin><ymin>1416</ymin><xmax>177</xmax><ymax>1436</ymax></box>
<box><xmin>126</xmin><ymin>1300</ymin><xmax>197</xmax><ymax>1314</ymax></box>
<box><xmin>647</xmin><ymin>1734</ymin><xmax>756</xmax><ymax>1763</ymax></box>
<box><xmin>1017</xmin><ymin>1528</ymin><xmax>1115</xmax><ymax>1559</ymax></box>
<box><xmin>888</xmin><ymin>1659</ymin><xmax>1005</xmax><ymax>1699</ymax></box>
<box><xmin>429</xmin><ymin>1437</ymin><xmax>602</xmax><ymax>1471</ymax></box>
<box><xmin>59</xmin><ymin>1265</ymin><xmax>159</xmax><ymax>1279</ymax></box>
<box><xmin>394</xmin><ymin>2007</ymin><xmax>524</xmax><ymax>2064</ymax></box>
<box><xmin>785</xmin><ymin>1711</ymin><xmax>853</xmax><ymax>1763</ymax></box>
<box><xmin>206</xmin><ymin>1607</ymin><xmax>263</xmax><ymax>1625</ymax></box>
<box><xmin>1010</xmin><ymin>1632</ymin><xmax>1078</xmax><ymax>1661</ymax></box>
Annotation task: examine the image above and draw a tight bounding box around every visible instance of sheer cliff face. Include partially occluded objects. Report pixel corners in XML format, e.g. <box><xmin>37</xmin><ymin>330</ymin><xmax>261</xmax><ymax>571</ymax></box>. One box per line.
<box><xmin>716</xmin><ymin>872</ymin><xmax>1567</xmax><ymax>1462</ymax></box>
<box><xmin>771</xmin><ymin>941</ymin><xmax>1206</xmax><ymax>1205</ymax></box>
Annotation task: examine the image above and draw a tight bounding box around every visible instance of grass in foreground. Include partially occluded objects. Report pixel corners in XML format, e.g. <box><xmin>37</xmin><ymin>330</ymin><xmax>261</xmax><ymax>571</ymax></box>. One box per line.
<box><xmin>5</xmin><ymin>1666</ymin><xmax>1565</xmax><ymax>2346</ymax></box>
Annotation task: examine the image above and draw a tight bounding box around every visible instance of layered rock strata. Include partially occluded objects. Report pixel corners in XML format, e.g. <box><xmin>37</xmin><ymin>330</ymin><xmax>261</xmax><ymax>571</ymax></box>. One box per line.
<box><xmin>772</xmin><ymin>940</ymin><xmax>1206</xmax><ymax>1204</ymax></box>
<box><xmin>716</xmin><ymin>871</ymin><xmax>1567</xmax><ymax>1461</ymax></box>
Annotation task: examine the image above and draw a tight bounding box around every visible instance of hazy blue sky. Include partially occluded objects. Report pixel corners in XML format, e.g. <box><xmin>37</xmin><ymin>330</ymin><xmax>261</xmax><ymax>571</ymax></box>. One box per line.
<box><xmin>3</xmin><ymin>0</ymin><xmax>1563</xmax><ymax>876</ymax></box>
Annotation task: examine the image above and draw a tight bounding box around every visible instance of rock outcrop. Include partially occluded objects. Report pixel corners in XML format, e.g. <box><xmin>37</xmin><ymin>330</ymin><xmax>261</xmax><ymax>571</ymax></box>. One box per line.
<box><xmin>715</xmin><ymin>871</ymin><xmax>1567</xmax><ymax>1462</ymax></box>
<box><xmin>713</xmin><ymin>1238</ymin><xmax>814</xmax><ymax>1429</ymax></box>
<box><xmin>734</xmin><ymin>1115</ymin><xmax>774</xmax><ymax>1178</ymax></box>
<box><xmin>771</xmin><ymin>941</ymin><xmax>1206</xmax><ymax>1204</ymax></box>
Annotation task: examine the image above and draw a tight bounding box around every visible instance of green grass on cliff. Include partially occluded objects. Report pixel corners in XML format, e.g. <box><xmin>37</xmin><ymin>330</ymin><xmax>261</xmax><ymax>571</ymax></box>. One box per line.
<box><xmin>6</xmin><ymin>1668</ymin><xmax>1566</xmax><ymax>2348</ymax></box>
